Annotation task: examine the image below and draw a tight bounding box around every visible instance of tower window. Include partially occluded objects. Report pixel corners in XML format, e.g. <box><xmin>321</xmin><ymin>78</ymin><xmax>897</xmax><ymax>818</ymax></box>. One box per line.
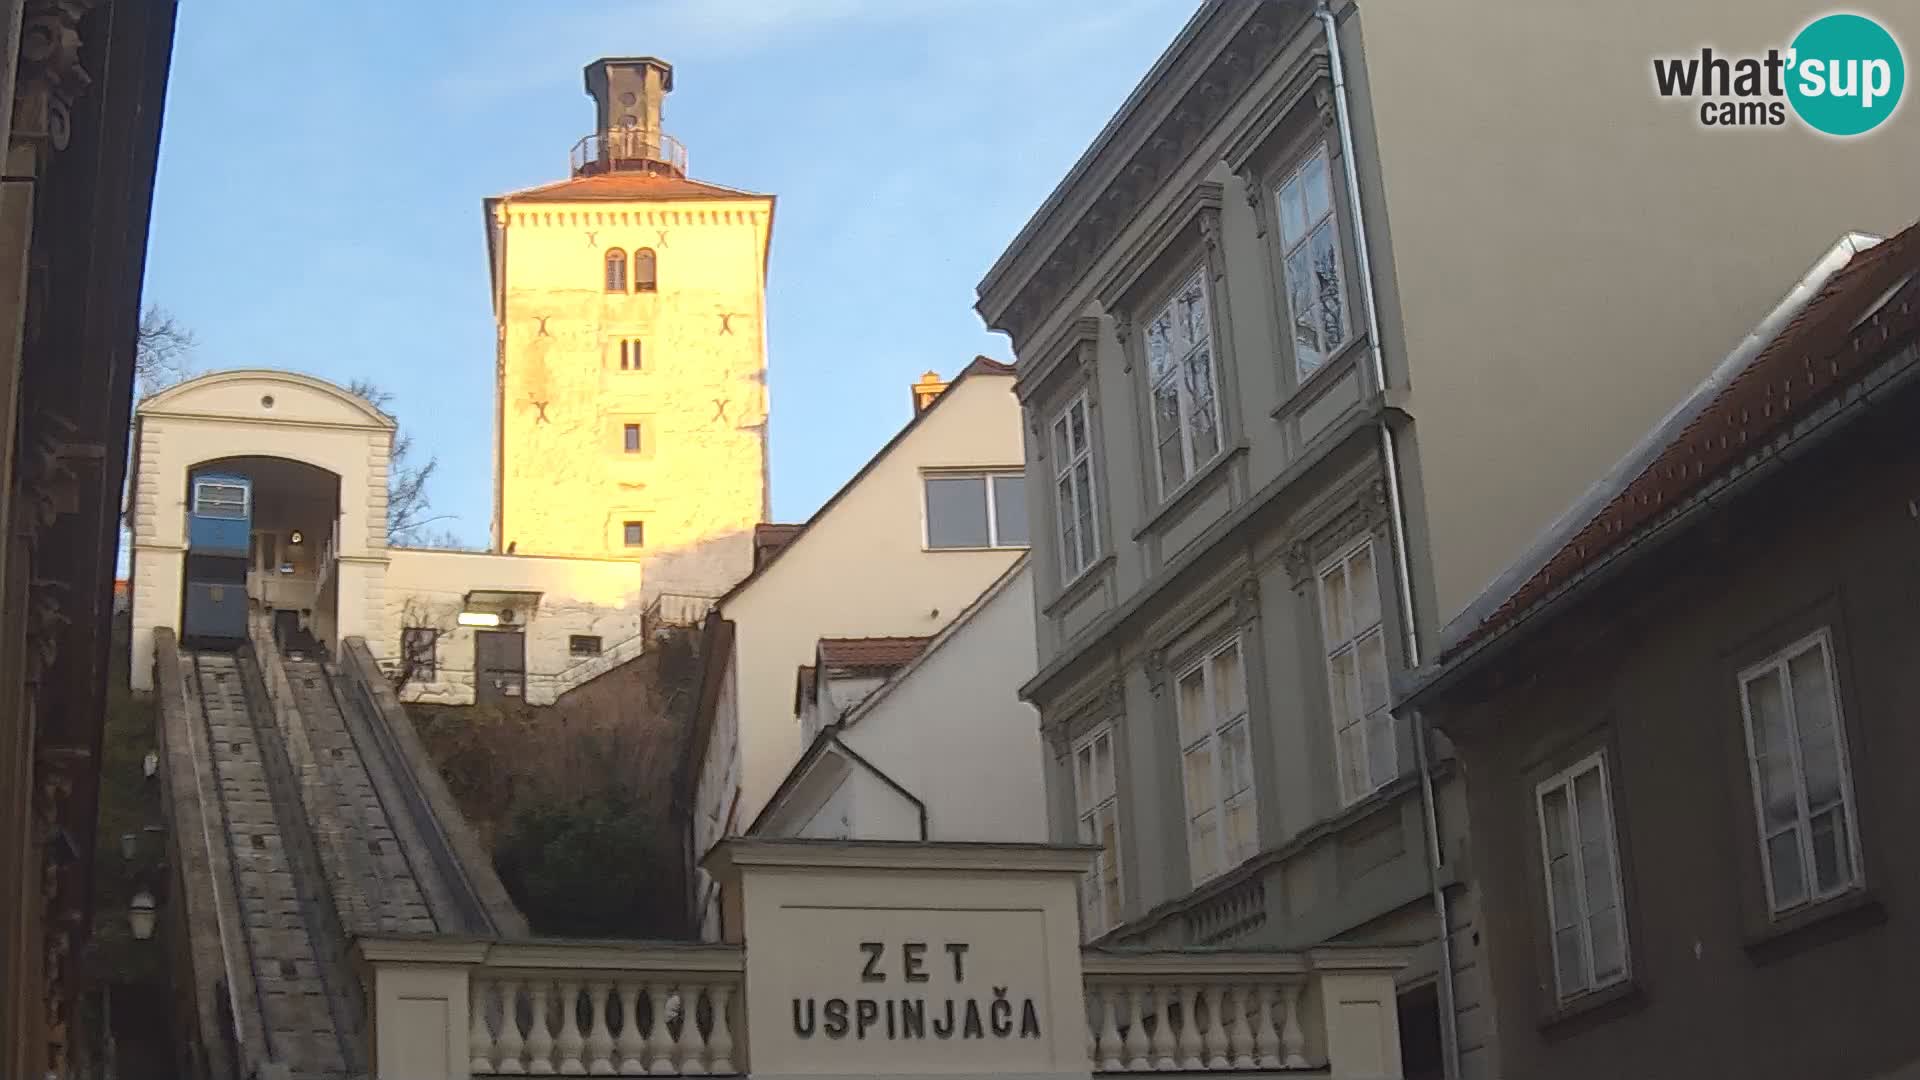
<box><xmin>634</xmin><ymin>248</ymin><xmax>657</xmax><ymax>292</ymax></box>
<box><xmin>623</xmin><ymin>521</ymin><xmax>645</xmax><ymax>548</ymax></box>
<box><xmin>604</xmin><ymin>249</ymin><xmax>627</xmax><ymax>292</ymax></box>
<box><xmin>620</xmin><ymin>339</ymin><xmax>643</xmax><ymax>370</ymax></box>
<box><xmin>623</xmin><ymin>423</ymin><xmax>642</xmax><ymax>453</ymax></box>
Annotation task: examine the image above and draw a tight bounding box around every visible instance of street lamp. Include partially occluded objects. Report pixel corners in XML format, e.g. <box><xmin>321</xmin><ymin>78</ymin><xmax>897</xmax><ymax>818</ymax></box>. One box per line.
<box><xmin>128</xmin><ymin>890</ymin><xmax>156</xmax><ymax>941</ymax></box>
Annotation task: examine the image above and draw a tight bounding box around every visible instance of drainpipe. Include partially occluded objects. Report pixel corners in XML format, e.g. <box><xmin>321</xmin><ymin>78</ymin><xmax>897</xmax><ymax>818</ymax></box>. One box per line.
<box><xmin>1316</xmin><ymin>6</ymin><xmax>1461</xmax><ymax>1080</ymax></box>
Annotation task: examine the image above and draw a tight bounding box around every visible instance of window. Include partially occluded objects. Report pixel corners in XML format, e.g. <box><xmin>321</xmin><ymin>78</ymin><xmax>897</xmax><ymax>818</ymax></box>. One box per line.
<box><xmin>1535</xmin><ymin>753</ymin><xmax>1629</xmax><ymax>1002</ymax></box>
<box><xmin>623</xmin><ymin>423</ymin><xmax>642</xmax><ymax>453</ymax></box>
<box><xmin>634</xmin><ymin>248</ymin><xmax>657</xmax><ymax>292</ymax></box>
<box><xmin>400</xmin><ymin>627</ymin><xmax>437</xmax><ymax>679</ymax></box>
<box><xmin>1072</xmin><ymin>727</ymin><xmax>1123</xmax><ymax>938</ymax></box>
<box><xmin>924</xmin><ymin>472</ymin><xmax>1028</xmax><ymax>549</ymax></box>
<box><xmin>1319</xmin><ymin>538</ymin><xmax>1394</xmax><ymax>804</ymax></box>
<box><xmin>569</xmin><ymin>635</ymin><xmax>603</xmax><ymax>657</ymax></box>
<box><xmin>604</xmin><ymin>248</ymin><xmax>627</xmax><ymax>292</ymax></box>
<box><xmin>623</xmin><ymin>520</ymin><xmax>645</xmax><ymax>548</ymax></box>
<box><xmin>619</xmin><ymin>338</ymin><xmax>644</xmax><ymax>370</ymax></box>
<box><xmin>193</xmin><ymin>479</ymin><xmax>248</xmax><ymax>520</ymax></box>
<box><xmin>1175</xmin><ymin>637</ymin><xmax>1256</xmax><ymax>885</ymax></box>
<box><xmin>1144</xmin><ymin>268</ymin><xmax>1222</xmax><ymax>497</ymax></box>
<box><xmin>1275</xmin><ymin>146</ymin><xmax>1350</xmax><ymax>379</ymax></box>
<box><xmin>1051</xmin><ymin>394</ymin><xmax>1099</xmax><ymax>580</ymax></box>
<box><xmin>1738</xmin><ymin>629</ymin><xmax>1862</xmax><ymax>916</ymax></box>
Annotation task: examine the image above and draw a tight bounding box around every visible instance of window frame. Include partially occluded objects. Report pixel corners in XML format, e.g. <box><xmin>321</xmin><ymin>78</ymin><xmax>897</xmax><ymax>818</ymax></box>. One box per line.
<box><xmin>569</xmin><ymin>634</ymin><xmax>603</xmax><ymax>658</ymax></box>
<box><xmin>619</xmin><ymin>338</ymin><xmax>643</xmax><ymax>371</ymax></box>
<box><xmin>193</xmin><ymin>479</ymin><xmax>249</xmax><ymax>521</ymax></box>
<box><xmin>634</xmin><ymin>247</ymin><xmax>658</xmax><ymax>292</ymax></box>
<box><xmin>622</xmin><ymin>520</ymin><xmax>645</xmax><ymax>548</ymax></box>
<box><xmin>1533</xmin><ymin>751</ymin><xmax>1631</xmax><ymax>1004</ymax></box>
<box><xmin>623</xmin><ymin>423</ymin><xmax>643</xmax><ymax>454</ymax></box>
<box><xmin>1271</xmin><ymin>142</ymin><xmax>1353</xmax><ymax>382</ymax></box>
<box><xmin>1141</xmin><ymin>265</ymin><xmax>1226</xmax><ymax>501</ymax></box>
<box><xmin>921</xmin><ymin>470</ymin><xmax>1029</xmax><ymax>551</ymax></box>
<box><xmin>1736</xmin><ymin>627</ymin><xmax>1865</xmax><ymax>918</ymax></box>
<box><xmin>400</xmin><ymin>627</ymin><xmax>438</xmax><ymax>679</ymax></box>
<box><xmin>1049</xmin><ymin>392</ymin><xmax>1101</xmax><ymax>583</ymax></box>
<box><xmin>604</xmin><ymin>248</ymin><xmax>627</xmax><ymax>293</ymax></box>
<box><xmin>1172</xmin><ymin>635</ymin><xmax>1258</xmax><ymax>886</ymax></box>
<box><xmin>1070</xmin><ymin>724</ymin><xmax>1124</xmax><ymax>939</ymax></box>
<box><xmin>1317</xmin><ymin>535</ymin><xmax>1396</xmax><ymax>805</ymax></box>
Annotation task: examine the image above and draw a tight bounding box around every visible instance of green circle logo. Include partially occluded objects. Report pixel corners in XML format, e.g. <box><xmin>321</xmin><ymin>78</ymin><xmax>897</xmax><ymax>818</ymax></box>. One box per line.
<box><xmin>1787</xmin><ymin>13</ymin><xmax>1905</xmax><ymax>136</ymax></box>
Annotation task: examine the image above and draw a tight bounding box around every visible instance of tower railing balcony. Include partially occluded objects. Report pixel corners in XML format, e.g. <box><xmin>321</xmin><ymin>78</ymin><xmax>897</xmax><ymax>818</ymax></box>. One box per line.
<box><xmin>571</xmin><ymin>129</ymin><xmax>688</xmax><ymax>178</ymax></box>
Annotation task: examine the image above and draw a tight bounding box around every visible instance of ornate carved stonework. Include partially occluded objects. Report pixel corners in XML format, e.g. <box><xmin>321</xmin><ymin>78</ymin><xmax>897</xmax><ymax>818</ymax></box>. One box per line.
<box><xmin>1143</xmin><ymin>648</ymin><xmax>1168</xmax><ymax>697</ymax></box>
<box><xmin>1113</xmin><ymin>310</ymin><xmax>1134</xmax><ymax>373</ymax></box>
<box><xmin>15</xmin><ymin>0</ymin><xmax>100</xmax><ymax>151</ymax></box>
<box><xmin>1232</xmin><ymin>577</ymin><xmax>1261</xmax><ymax>625</ymax></box>
<box><xmin>1241</xmin><ymin>172</ymin><xmax>1268</xmax><ymax>238</ymax></box>
<box><xmin>1103</xmin><ymin>677</ymin><xmax>1126</xmax><ymax>713</ymax></box>
<box><xmin>1314</xmin><ymin>85</ymin><xmax>1337</xmax><ymax>131</ymax></box>
<box><xmin>1198</xmin><ymin>205</ymin><xmax>1224</xmax><ymax>282</ymax></box>
<box><xmin>1281</xmin><ymin>537</ymin><xmax>1314</xmax><ymax>585</ymax></box>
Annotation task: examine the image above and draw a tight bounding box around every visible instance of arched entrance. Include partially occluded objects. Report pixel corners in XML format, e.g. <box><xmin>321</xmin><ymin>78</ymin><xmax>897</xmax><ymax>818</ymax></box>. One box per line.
<box><xmin>183</xmin><ymin>455</ymin><xmax>343</xmax><ymax>654</ymax></box>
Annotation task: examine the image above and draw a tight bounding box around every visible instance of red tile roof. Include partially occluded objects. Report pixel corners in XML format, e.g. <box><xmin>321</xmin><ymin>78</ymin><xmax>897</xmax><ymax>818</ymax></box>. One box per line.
<box><xmin>499</xmin><ymin>171</ymin><xmax>766</xmax><ymax>203</ymax></box>
<box><xmin>1446</xmin><ymin>223</ymin><xmax>1920</xmax><ymax>661</ymax></box>
<box><xmin>817</xmin><ymin>636</ymin><xmax>933</xmax><ymax>672</ymax></box>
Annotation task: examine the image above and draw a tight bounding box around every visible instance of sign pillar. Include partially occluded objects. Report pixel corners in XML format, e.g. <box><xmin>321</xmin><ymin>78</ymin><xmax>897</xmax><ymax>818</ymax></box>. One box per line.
<box><xmin>707</xmin><ymin>839</ymin><xmax>1098</xmax><ymax>1080</ymax></box>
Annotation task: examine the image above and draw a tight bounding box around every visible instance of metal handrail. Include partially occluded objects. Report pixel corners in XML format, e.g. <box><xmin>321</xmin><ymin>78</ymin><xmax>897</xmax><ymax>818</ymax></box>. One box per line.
<box><xmin>570</xmin><ymin>128</ymin><xmax>688</xmax><ymax>176</ymax></box>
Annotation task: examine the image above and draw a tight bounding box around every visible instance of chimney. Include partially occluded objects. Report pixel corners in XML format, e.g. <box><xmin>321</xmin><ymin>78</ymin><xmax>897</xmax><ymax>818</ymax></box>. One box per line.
<box><xmin>579</xmin><ymin>57</ymin><xmax>683</xmax><ymax>177</ymax></box>
<box><xmin>911</xmin><ymin>371</ymin><xmax>949</xmax><ymax>414</ymax></box>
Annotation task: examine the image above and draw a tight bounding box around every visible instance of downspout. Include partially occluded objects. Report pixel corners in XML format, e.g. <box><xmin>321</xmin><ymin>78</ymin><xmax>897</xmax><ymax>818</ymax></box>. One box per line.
<box><xmin>1317</xmin><ymin>6</ymin><xmax>1461</xmax><ymax>1080</ymax></box>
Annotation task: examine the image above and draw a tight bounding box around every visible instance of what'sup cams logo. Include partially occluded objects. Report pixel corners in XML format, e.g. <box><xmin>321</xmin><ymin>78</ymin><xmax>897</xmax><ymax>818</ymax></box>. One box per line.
<box><xmin>1653</xmin><ymin>12</ymin><xmax>1905</xmax><ymax>135</ymax></box>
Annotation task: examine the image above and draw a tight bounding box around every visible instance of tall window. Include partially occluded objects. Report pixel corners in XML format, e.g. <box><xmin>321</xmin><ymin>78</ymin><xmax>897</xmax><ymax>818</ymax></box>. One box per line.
<box><xmin>1051</xmin><ymin>394</ymin><xmax>1099</xmax><ymax>580</ymax></box>
<box><xmin>1275</xmin><ymin>146</ymin><xmax>1349</xmax><ymax>379</ymax></box>
<box><xmin>924</xmin><ymin>472</ymin><xmax>1028</xmax><ymax>549</ymax></box>
<box><xmin>1738</xmin><ymin>629</ymin><xmax>1862</xmax><ymax>915</ymax></box>
<box><xmin>1319</xmin><ymin>537</ymin><xmax>1394</xmax><ymax>805</ymax></box>
<box><xmin>623</xmin><ymin>423</ymin><xmax>643</xmax><ymax>453</ymax></box>
<box><xmin>1144</xmin><ymin>268</ymin><xmax>1222</xmax><ymax>498</ymax></box>
<box><xmin>623</xmin><ymin>520</ymin><xmax>645</xmax><ymax>548</ymax></box>
<box><xmin>634</xmin><ymin>248</ymin><xmax>658</xmax><ymax>292</ymax></box>
<box><xmin>604</xmin><ymin>248</ymin><xmax>627</xmax><ymax>292</ymax></box>
<box><xmin>620</xmin><ymin>339</ymin><xmax>643</xmax><ymax>370</ymax></box>
<box><xmin>1072</xmin><ymin>727</ymin><xmax>1123</xmax><ymax>938</ymax></box>
<box><xmin>1535</xmin><ymin>753</ymin><xmax>1629</xmax><ymax>1002</ymax></box>
<box><xmin>1175</xmin><ymin>638</ymin><xmax>1256</xmax><ymax>885</ymax></box>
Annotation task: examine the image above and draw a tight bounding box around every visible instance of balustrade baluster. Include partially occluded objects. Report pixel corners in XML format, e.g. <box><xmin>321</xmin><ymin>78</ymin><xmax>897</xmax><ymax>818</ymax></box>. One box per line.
<box><xmin>647</xmin><ymin>984</ymin><xmax>675</xmax><ymax>1075</ymax></box>
<box><xmin>1083</xmin><ymin>989</ymin><xmax>1099</xmax><ymax>1068</ymax></box>
<box><xmin>587</xmin><ymin>981</ymin><xmax>615</xmax><ymax>1075</ymax></box>
<box><xmin>527</xmin><ymin>980</ymin><xmax>557</xmax><ymax>1075</ymax></box>
<box><xmin>472</xmin><ymin>980</ymin><xmax>497</xmax><ymax>1074</ymax></box>
<box><xmin>557</xmin><ymin>979</ymin><xmax>587</xmax><ymax>1074</ymax></box>
<box><xmin>1228</xmin><ymin>984</ymin><xmax>1256</xmax><ymax>1069</ymax></box>
<box><xmin>681</xmin><ymin>985</ymin><xmax>711</xmax><ymax>1075</ymax></box>
<box><xmin>616</xmin><ymin>980</ymin><xmax>646</xmax><ymax>1075</ymax></box>
<box><xmin>1279</xmin><ymin>983</ymin><xmax>1308</xmax><ymax>1068</ymax></box>
<box><xmin>497</xmin><ymin>978</ymin><xmax>529</xmax><ymax>1075</ymax></box>
<box><xmin>1147</xmin><ymin>986</ymin><xmax>1176</xmax><ymax>1071</ymax></box>
<box><xmin>1121</xmin><ymin>985</ymin><xmax>1149</xmax><ymax>1072</ymax></box>
<box><xmin>1203</xmin><ymin>985</ymin><xmax>1230</xmax><ymax>1069</ymax></box>
<box><xmin>1252</xmin><ymin>984</ymin><xmax>1280</xmax><ymax>1069</ymax></box>
<box><xmin>708</xmin><ymin>983</ymin><xmax>736</xmax><ymax>1074</ymax></box>
<box><xmin>1096</xmin><ymin>985</ymin><xmax>1123</xmax><ymax>1072</ymax></box>
<box><xmin>1177</xmin><ymin>985</ymin><xmax>1203</xmax><ymax>1070</ymax></box>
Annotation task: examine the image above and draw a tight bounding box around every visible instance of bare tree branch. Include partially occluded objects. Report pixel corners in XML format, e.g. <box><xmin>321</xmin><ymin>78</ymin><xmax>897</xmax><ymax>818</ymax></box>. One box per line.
<box><xmin>135</xmin><ymin>306</ymin><xmax>195</xmax><ymax>399</ymax></box>
<box><xmin>347</xmin><ymin>377</ymin><xmax>449</xmax><ymax>546</ymax></box>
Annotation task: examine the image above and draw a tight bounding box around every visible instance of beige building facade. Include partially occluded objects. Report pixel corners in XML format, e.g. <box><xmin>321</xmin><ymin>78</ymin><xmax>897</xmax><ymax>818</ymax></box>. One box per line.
<box><xmin>687</xmin><ymin>362</ymin><xmax>1029</xmax><ymax>939</ymax></box>
<box><xmin>126</xmin><ymin>369</ymin><xmax>651</xmax><ymax>707</ymax></box>
<box><xmin>486</xmin><ymin>57</ymin><xmax>773</xmax><ymax>601</ymax></box>
<box><xmin>976</xmin><ymin>3</ymin><xmax>1913</xmax><ymax>1078</ymax></box>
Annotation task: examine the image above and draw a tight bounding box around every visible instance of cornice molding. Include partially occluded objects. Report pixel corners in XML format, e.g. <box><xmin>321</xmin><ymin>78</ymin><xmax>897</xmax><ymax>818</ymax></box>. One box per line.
<box><xmin>981</xmin><ymin>1</ymin><xmax>1302</xmax><ymax>353</ymax></box>
<box><xmin>1015</xmin><ymin>315</ymin><xmax>1104</xmax><ymax>407</ymax></box>
<box><xmin>1093</xmin><ymin>179</ymin><xmax>1225</xmax><ymax>313</ymax></box>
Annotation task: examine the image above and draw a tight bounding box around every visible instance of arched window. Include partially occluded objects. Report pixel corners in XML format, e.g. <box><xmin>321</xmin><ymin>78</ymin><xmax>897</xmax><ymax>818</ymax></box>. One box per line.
<box><xmin>634</xmin><ymin>248</ymin><xmax>657</xmax><ymax>292</ymax></box>
<box><xmin>604</xmin><ymin>249</ymin><xmax>627</xmax><ymax>292</ymax></box>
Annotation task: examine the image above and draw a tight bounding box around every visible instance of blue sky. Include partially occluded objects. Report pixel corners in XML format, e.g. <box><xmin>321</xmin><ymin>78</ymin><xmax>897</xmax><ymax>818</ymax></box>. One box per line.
<box><xmin>142</xmin><ymin>0</ymin><xmax>1199</xmax><ymax>546</ymax></box>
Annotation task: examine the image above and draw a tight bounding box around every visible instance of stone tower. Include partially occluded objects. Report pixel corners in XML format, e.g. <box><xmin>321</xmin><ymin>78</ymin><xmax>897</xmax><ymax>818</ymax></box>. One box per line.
<box><xmin>484</xmin><ymin>57</ymin><xmax>772</xmax><ymax>598</ymax></box>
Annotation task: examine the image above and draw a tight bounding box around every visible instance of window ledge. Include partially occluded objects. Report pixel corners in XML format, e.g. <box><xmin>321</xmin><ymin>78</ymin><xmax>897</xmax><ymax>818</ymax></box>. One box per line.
<box><xmin>1133</xmin><ymin>444</ymin><xmax>1248</xmax><ymax>543</ymax></box>
<box><xmin>1271</xmin><ymin>334</ymin><xmax>1369</xmax><ymax>422</ymax></box>
<box><xmin>1044</xmin><ymin>553</ymin><xmax>1116</xmax><ymax>618</ymax></box>
<box><xmin>1742</xmin><ymin>886</ymin><xmax>1885</xmax><ymax>964</ymax></box>
<box><xmin>922</xmin><ymin>545</ymin><xmax>1030</xmax><ymax>554</ymax></box>
<box><xmin>1536</xmin><ymin>978</ymin><xmax>1645</xmax><ymax>1038</ymax></box>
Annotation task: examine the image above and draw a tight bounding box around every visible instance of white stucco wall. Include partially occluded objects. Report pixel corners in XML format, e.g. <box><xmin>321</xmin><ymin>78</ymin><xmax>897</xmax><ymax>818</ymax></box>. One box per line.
<box><xmin>378</xmin><ymin>547</ymin><xmax>647</xmax><ymax>706</ymax></box>
<box><xmin>708</xmin><ymin>371</ymin><xmax>1026</xmax><ymax>839</ymax></box>
<box><xmin>832</xmin><ymin>560</ymin><xmax>1046</xmax><ymax>843</ymax></box>
<box><xmin>128</xmin><ymin>370</ymin><xmax>393</xmax><ymax>690</ymax></box>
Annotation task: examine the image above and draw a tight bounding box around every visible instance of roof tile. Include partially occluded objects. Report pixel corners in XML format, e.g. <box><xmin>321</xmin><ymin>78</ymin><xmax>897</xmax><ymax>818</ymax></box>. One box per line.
<box><xmin>499</xmin><ymin>171</ymin><xmax>766</xmax><ymax>203</ymax></box>
<box><xmin>817</xmin><ymin>636</ymin><xmax>933</xmax><ymax>672</ymax></box>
